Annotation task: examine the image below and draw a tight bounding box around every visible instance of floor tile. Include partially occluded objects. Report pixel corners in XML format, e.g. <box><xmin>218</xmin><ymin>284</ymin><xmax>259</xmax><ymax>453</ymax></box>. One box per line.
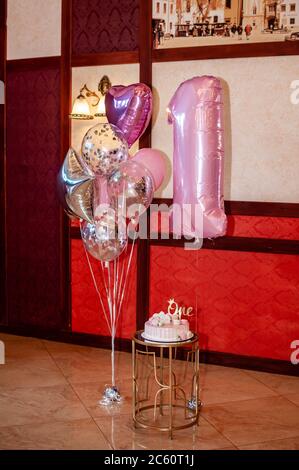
<box><xmin>199</xmin><ymin>366</ymin><xmax>277</xmax><ymax>405</ymax></box>
<box><xmin>245</xmin><ymin>370</ymin><xmax>299</xmax><ymax>395</ymax></box>
<box><xmin>239</xmin><ymin>435</ymin><xmax>299</xmax><ymax>450</ymax></box>
<box><xmin>0</xmin><ymin>384</ymin><xmax>90</xmax><ymax>427</ymax></box>
<box><xmin>49</xmin><ymin>349</ymin><xmax>132</xmax><ymax>385</ymax></box>
<box><xmin>0</xmin><ymin>358</ymin><xmax>67</xmax><ymax>389</ymax></box>
<box><xmin>0</xmin><ymin>334</ymin><xmax>39</xmax><ymax>343</ymax></box>
<box><xmin>0</xmin><ymin>419</ymin><xmax>111</xmax><ymax>450</ymax></box>
<box><xmin>71</xmin><ymin>379</ymin><xmax>133</xmax><ymax>418</ymax></box>
<box><xmin>202</xmin><ymin>396</ymin><xmax>299</xmax><ymax>447</ymax></box>
<box><xmin>1</xmin><ymin>336</ymin><xmax>298</xmax><ymax>451</ymax></box>
<box><xmin>95</xmin><ymin>414</ymin><xmax>233</xmax><ymax>450</ymax></box>
<box><xmin>43</xmin><ymin>340</ymin><xmax>102</xmax><ymax>356</ymax></box>
<box><xmin>1</xmin><ymin>340</ymin><xmax>50</xmax><ymax>363</ymax></box>
<box><xmin>284</xmin><ymin>394</ymin><xmax>299</xmax><ymax>407</ymax></box>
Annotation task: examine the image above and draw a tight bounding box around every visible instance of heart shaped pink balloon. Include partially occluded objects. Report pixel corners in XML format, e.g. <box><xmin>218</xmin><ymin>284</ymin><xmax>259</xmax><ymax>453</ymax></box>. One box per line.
<box><xmin>105</xmin><ymin>83</ymin><xmax>153</xmax><ymax>148</ymax></box>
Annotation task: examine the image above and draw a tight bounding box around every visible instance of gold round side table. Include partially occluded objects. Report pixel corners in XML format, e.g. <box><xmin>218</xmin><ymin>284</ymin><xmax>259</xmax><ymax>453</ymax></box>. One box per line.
<box><xmin>132</xmin><ymin>330</ymin><xmax>201</xmax><ymax>439</ymax></box>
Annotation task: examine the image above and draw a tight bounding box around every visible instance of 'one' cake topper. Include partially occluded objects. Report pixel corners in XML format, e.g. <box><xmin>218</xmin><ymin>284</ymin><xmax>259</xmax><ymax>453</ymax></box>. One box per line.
<box><xmin>167</xmin><ymin>298</ymin><xmax>193</xmax><ymax>319</ymax></box>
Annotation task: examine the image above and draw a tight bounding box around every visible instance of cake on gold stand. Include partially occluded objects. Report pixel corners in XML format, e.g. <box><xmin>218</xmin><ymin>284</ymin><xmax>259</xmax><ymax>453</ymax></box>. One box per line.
<box><xmin>132</xmin><ymin>330</ymin><xmax>201</xmax><ymax>439</ymax></box>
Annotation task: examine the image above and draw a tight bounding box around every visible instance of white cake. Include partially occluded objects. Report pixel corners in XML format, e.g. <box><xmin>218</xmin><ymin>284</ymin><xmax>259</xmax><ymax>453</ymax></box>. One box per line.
<box><xmin>144</xmin><ymin>312</ymin><xmax>193</xmax><ymax>342</ymax></box>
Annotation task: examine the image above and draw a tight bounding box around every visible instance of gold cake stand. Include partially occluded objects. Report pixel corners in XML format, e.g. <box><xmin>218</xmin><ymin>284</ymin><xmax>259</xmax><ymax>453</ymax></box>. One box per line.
<box><xmin>132</xmin><ymin>330</ymin><xmax>201</xmax><ymax>439</ymax></box>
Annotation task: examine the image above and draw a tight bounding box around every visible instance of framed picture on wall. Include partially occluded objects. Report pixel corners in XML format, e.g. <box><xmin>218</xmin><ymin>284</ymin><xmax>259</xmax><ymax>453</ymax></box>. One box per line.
<box><xmin>151</xmin><ymin>0</ymin><xmax>299</xmax><ymax>59</ymax></box>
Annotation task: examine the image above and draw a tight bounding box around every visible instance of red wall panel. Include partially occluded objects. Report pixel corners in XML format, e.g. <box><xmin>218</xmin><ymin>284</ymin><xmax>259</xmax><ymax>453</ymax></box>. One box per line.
<box><xmin>72</xmin><ymin>0</ymin><xmax>139</xmax><ymax>55</ymax></box>
<box><xmin>149</xmin><ymin>246</ymin><xmax>299</xmax><ymax>361</ymax></box>
<box><xmin>72</xmin><ymin>240</ymin><xmax>136</xmax><ymax>338</ymax></box>
<box><xmin>227</xmin><ymin>215</ymin><xmax>299</xmax><ymax>240</ymax></box>
<box><xmin>6</xmin><ymin>64</ymin><xmax>63</xmax><ymax>328</ymax></box>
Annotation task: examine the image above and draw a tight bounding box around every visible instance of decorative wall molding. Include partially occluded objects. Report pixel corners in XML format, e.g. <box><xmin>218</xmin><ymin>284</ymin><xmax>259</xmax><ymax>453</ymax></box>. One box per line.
<box><xmin>153</xmin><ymin>39</ymin><xmax>299</xmax><ymax>63</ymax></box>
<box><xmin>0</xmin><ymin>0</ymin><xmax>6</xmax><ymax>325</ymax></box>
<box><xmin>153</xmin><ymin>199</ymin><xmax>299</xmax><ymax>218</ymax></box>
<box><xmin>7</xmin><ymin>56</ymin><xmax>61</xmax><ymax>72</ymax></box>
<box><xmin>72</xmin><ymin>50</ymin><xmax>139</xmax><ymax>67</ymax></box>
<box><xmin>61</xmin><ymin>0</ymin><xmax>72</xmax><ymax>331</ymax></box>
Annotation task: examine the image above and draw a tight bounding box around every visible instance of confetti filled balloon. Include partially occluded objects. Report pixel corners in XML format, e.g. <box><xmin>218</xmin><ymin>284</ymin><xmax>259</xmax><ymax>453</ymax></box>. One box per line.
<box><xmin>80</xmin><ymin>216</ymin><xmax>127</xmax><ymax>263</ymax></box>
<box><xmin>81</xmin><ymin>123</ymin><xmax>129</xmax><ymax>177</ymax></box>
<box><xmin>108</xmin><ymin>160</ymin><xmax>154</xmax><ymax>220</ymax></box>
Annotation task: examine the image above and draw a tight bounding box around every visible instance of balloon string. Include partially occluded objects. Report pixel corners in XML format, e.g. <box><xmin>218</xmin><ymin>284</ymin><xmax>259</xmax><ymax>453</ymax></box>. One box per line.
<box><xmin>112</xmin><ymin>259</ymin><xmax>117</xmax><ymax>387</ymax></box>
<box><xmin>116</xmin><ymin>241</ymin><xmax>129</xmax><ymax>307</ymax></box>
<box><xmin>107</xmin><ymin>261</ymin><xmax>116</xmax><ymax>387</ymax></box>
<box><xmin>100</xmin><ymin>261</ymin><xmax>109</xmax><ymax>299</ymax></box>
<box><xmin>82</xmin><ymin>244</ymin><xmax>112</xmax><ymax>336</ymax></box>
<box><xmin>116</xmin><ymin>229</ymin><xmax>137</xmax><ymax>326</ymax></box>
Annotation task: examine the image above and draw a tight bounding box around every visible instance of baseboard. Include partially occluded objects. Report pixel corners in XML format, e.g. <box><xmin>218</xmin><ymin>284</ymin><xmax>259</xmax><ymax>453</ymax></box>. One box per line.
<box><xmin>0</xmin><ymin>325</ymin><xmax>298</xmax><ymax>376</ymax></box>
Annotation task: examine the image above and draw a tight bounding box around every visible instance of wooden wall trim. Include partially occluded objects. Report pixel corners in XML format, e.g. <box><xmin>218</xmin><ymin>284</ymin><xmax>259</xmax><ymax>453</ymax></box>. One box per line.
<box><xmin>153</xmin><ymin>198</ymin><xmax>299</xmax><ymax>218</ymax></box>
<box><xmin>0</xmin><ymin>0</ymin><xmax>6</xmax><ymax>325</ymax></box>
<box><xmin>71</xmin><ymin>227</ymin><xmax>299</xmax><ymax>255</ymax></box>
<box><xmin>152</xmin><ymin>41</ymin><xmax>299</xmax><ymax>63</ymax></box>
<box><xmin>60</xmin><ymin>0</ymin><xmax>72</xmax><ymax>331</ymax></box>
<box><xmin>7</xmin><ymin>56</ymin><xmax>61</xmax><ymax>72</ymax></box>
<box><xmin>0</xmin><ymin>325</ymin><xmax>297</xmax><ymax>376</ymax></box>
<box><xmin>151</xmin><ymin>236</ymin><xmax>299</xmax><ymax>255</ymax></box>
<box><xmin>72</xmin><ymin>51</ymin><xmax>139</xmax><ymax>67</ymax></box>
<box><xmin>225</xmin><ymin>201</ymin><xmax>299</xmax><ymax>218</ymax></box>
<box><xmin>136</xmin><ymin>0</ymin><xmax>153</xmax><ymax>331</ymax></box>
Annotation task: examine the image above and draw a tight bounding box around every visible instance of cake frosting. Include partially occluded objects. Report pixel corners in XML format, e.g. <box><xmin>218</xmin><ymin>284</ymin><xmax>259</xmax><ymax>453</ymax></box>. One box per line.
<box><xmin>144</xmin><ymin>311</ymin><xmax>193</xmax><ymax>342</ymax></box>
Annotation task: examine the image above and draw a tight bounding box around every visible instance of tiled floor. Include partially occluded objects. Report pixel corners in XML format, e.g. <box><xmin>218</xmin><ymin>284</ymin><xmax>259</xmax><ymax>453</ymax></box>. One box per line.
<box><xmin>0</xmin><ymin>333</ymin><xmax>299</xmax><ymax>450</ymax></box>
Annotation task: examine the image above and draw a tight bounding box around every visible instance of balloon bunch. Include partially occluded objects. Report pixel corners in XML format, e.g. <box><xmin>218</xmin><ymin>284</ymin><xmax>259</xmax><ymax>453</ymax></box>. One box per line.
<box><xmin>58</xmin><ymin>83</ymin><xmax>166</xmax><ymax>401</ymax></box>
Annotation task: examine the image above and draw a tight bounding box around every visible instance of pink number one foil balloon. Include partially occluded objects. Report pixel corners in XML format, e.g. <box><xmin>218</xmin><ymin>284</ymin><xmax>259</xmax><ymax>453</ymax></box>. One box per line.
<box><xmin>168</xmin><ymin>76</ymin><xmax>227</xmax><ymax>239</ymax></box>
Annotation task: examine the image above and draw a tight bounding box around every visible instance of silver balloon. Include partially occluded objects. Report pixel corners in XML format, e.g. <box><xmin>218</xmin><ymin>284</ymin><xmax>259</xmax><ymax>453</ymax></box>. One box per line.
<box><xmin>67</xmin><ymin>179</ymin><xmax>94</xmax><ymax>224</ymax></box>
<box><xmin>81</xmin><ymin>216</ymin><xmax>127</xmax><ymax>262</ymax></box>
<box><xmin>81</xmin><ymin>123</ymin><xmax>129</xmax><ymax>177</ymax></box>
<box><xmin>57</xmin><ymin>148</ymin><xmax>94</xmax><ymax>223</ymax></box>
<box><xmin>108</xmin><ymin>160</ymin><xmax>154</xmax><ymax>219</ymax></box>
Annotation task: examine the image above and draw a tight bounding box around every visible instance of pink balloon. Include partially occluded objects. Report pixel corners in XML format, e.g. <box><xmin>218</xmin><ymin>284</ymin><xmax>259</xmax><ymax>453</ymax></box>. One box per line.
<box><xmin>168</xmin><ymin>76</ymin><xmax>227</xmax><ymax>239</ymax></box>
<box><xmin>105</xmin><ymin>83</ymin><xmax>153</xmax><ymax>148</ymax></box>
<box><xmin>132</xmin><ymin>148</ymin><xmax>166</xmax><ymax>191</ymax></box>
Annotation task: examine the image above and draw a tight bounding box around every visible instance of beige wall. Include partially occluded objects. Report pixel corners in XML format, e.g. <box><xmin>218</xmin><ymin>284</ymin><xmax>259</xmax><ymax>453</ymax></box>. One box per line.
<box><xmin>152</xmin><ymin>56</ymin><xmax>299</xmax><ymax>203</ymax></box>
<box><xmin>71</xmin><ymin>64</ymin><xmax>140</xmax><ymax>157</ymax></box>
<box><xmin>7</xmin><ymin>0</ymin><xmax>61</xmax><ymax>59</ymax></box>
<box><xmin>6</xmin><ymin>3</ymin><xmax>298</xmax><ymax>202</ymax></box>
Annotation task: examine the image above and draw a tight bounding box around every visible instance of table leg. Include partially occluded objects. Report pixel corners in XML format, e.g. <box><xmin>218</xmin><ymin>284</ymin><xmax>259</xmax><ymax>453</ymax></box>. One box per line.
<box><xmin>159</xmin><ymin>347</ymin><xmax>164</xmax><ymax>416</ymax></box>
<box><xmin>169</xmin><ymin>346</ymin><xmax>173</xmax><ymax>439</ymax></box>
<box><xmin>195</xmin><ymin>346</ymin><xmax>199</xmax><ymax>425</ymax></box>
<box><xmin>132</xmin><ymin>340</ymin><xmax>136</xmax><ymax>426</ymax></box>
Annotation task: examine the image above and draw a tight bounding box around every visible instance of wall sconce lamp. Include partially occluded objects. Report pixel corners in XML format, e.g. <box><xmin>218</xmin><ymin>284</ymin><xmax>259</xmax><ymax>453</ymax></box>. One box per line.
<box><xmin>70</xmin><ymin>75</ymin><xmax>112</xmax><ymax>120</ymax></box>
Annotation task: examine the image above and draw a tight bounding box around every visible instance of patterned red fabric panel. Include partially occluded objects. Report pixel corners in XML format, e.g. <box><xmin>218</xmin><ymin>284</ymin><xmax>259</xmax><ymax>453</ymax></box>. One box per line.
<box><xmin>149</xmin><ymin>246</ymin><xmax>299</xmax><ymax>360</ymax></box>
<box><xmin>72</xmin><ymin>240</ymin><xmax>137</xmax><ymax>338</ymax></box>
<box><xmin>6</xmin><ymin>65</ymin><xmax>62</xmax><ymax>328</ymax></box>
<box><xmin>72</xmin><ymin>0</ymin><xmax>139</xmax><ymax>55</ymax></box>
<box><xmin>227</xmin><ymin>215</ymin><xmax>299</xmax><ymax>240</ymax></box>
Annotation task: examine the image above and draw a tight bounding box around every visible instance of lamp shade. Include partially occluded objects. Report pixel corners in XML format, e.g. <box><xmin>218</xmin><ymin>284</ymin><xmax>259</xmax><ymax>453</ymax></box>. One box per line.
<box><xmin>94</xmin><ymin>96</ymin><xmax>106</xmax><ymax>117</ymax></box>
<box><xmin>70</xmin><ymin>94</ymin><xmax>94</xmax><ymax>120</ymax></box>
